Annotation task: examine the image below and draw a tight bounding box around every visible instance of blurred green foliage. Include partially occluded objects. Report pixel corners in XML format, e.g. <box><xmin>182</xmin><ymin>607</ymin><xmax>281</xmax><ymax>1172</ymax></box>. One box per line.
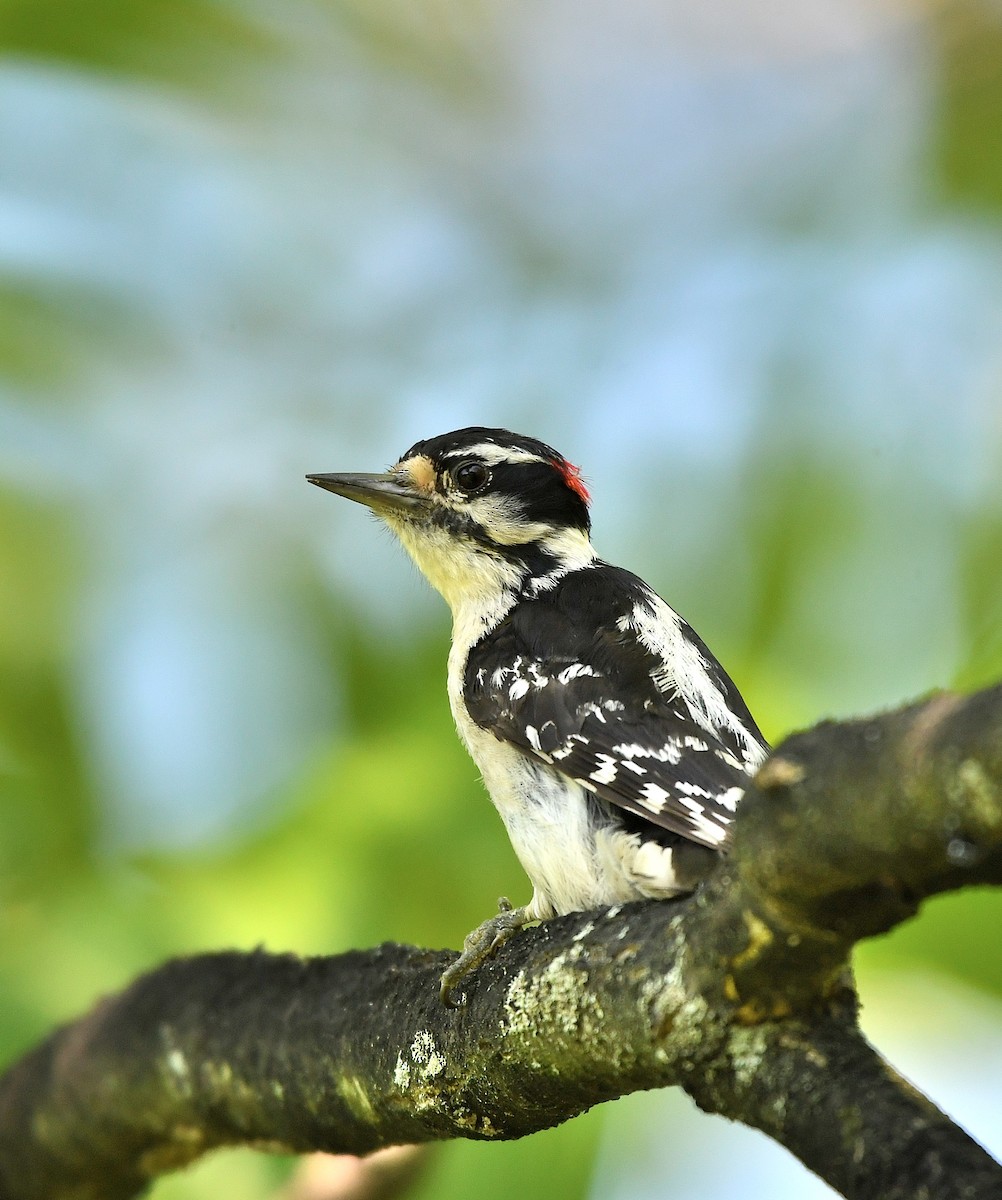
<box><xmin>936</xmin><ymin>4</ymin><xmax>1002</xmax><ymax>210</ymax></box>
<box><xmin>0</xmin><ymin>0</ymin><xmax>270</xmax><ymax>88</ymax></box>
<box><xmin>955</xmin><ymin>506</ymin><xmax>1002</xmax><ymax>692</ymax></box>
<box><xmin>1</xmin><ymin>2</ymin><xmax>1002</xmax><ymax>1199</ymax></box>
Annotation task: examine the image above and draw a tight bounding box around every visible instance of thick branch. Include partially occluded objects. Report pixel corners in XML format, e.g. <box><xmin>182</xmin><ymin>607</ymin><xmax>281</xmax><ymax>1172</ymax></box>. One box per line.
<box><xmin>688</xmin><ymin>685</ymin><xmax>1002</xmax><ymax>1020</ymax></box>
<box><xmin>686</xmin><ymin>1010</ymin><xmax>1000</xmax><ymax>1200</ymax></box>
<box><xmin>2</xmin><ymin>684</ymin><xmax>1001</xmax><ymax>1200</ymax></box>
<box><xmin>744</xmin><ymin>686</ymin><xmax>1002</xmax><ymax>919</ymax></box>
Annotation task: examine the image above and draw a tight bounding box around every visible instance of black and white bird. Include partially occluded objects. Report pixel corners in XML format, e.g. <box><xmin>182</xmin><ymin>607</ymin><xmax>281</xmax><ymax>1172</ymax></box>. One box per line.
<box><xmin>308</xmin><ymin>427</ymin><xmax>768</xmax><ymax>1002</ymax></box>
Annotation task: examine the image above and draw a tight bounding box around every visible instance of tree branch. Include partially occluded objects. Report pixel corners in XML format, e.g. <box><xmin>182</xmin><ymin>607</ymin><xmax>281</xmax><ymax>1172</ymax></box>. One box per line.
<box><xmin>2</xmin><ymin>685</ymin><xmax>1001</xmax><ymax>1200</ymax></box>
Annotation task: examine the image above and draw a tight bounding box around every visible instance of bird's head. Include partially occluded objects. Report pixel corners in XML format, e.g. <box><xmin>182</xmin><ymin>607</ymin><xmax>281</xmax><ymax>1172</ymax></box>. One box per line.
<box><xmin>308</xmin><ymin>427</ymin><xmax>594</xmax><ymax>610</ymax></box>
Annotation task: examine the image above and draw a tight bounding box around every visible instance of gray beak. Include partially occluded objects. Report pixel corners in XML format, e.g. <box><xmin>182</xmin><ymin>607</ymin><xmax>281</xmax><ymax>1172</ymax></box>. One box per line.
<box><xmin>306</xmin><ymin>471</ymin><xmax>429</xmax><ymax>516</ymax></box>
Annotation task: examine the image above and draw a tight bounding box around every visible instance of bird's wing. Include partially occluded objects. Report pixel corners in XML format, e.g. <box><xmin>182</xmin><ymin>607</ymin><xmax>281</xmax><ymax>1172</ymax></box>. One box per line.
<box><xmin>464</xmin><ymin>566</ymin><xmax>767</xmax><ymax>850</ymax></box>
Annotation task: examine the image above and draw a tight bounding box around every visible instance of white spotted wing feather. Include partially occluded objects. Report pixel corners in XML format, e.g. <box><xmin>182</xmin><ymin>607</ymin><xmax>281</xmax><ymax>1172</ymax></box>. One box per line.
<box><xmin>463</xmin><ymin>566</ymin><xmax>768</xmax><ymax>851</ymax></box>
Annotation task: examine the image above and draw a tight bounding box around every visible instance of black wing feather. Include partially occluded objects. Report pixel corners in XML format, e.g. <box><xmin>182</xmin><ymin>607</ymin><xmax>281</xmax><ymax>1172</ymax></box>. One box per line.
<box><xmin>464</xmin><ymin>565</ymin><xmax>766</xmax><ymax>850</ymax></box>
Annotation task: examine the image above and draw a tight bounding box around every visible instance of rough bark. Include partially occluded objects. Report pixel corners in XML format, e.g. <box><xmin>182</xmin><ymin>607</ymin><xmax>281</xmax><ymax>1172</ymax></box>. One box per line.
<box><xmin>2</xmin><ymin>684</ymin><xmax>1001</xmax><ymax>1200</ymax></box>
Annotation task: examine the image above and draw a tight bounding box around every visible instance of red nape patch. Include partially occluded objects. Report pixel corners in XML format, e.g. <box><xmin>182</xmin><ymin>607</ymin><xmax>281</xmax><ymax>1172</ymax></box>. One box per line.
<box><xmin>554</xmin><ymin>457</ymin><xmax>590</xmax><ymax>504</ymax></box>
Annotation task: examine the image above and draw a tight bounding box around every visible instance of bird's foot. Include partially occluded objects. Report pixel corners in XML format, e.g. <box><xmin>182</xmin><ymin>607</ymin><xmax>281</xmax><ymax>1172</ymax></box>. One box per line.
<box><xmin>439</xmin><ymin>897</ymin><xmax>531</xmax><ymax>1007</ymax></box>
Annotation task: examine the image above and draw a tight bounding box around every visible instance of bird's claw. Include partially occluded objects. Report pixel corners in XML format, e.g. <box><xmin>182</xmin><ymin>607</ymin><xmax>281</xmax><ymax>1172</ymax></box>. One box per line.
<box><xmin>439</xmin><ymin>897</ymin><xmax>529</xmax><ymax>1007</ymax></box>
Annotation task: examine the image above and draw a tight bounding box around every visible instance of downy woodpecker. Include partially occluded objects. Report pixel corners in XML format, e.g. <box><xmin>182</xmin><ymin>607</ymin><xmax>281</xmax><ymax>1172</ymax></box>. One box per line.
<box><xmin>308</xmin><ymin>427</ymin><xmax>768</xmax><ymax>1003</ymax></box>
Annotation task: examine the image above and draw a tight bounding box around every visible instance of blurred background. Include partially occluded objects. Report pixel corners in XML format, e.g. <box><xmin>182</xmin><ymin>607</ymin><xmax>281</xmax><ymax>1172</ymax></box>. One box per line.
<box><xmin>1</xmin><ymin>0</ymin><xmax>1001</xmax><ymax>1196</ymax></box>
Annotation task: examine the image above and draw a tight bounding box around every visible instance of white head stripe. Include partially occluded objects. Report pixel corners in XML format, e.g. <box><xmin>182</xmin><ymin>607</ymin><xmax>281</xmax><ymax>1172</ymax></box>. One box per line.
<box><xmin>441</xmin><ymin>444</ymin><xmax>548</xmax><ymax>467</ymax></box>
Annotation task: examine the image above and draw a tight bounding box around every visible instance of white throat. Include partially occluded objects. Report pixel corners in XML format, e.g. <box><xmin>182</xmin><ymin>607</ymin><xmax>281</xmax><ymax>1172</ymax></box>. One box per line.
<box><xmin>386</xmin><ymin>516</ymin><xmax>596</xmax><ymax>646</ymax></box>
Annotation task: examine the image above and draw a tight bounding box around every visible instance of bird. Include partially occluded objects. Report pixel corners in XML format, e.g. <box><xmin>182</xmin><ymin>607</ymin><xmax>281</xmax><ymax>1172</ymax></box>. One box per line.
<box><xmin>308</xmin><ymin>427</ymin><xmax>768</xmax><ymax>1003</ymax></box>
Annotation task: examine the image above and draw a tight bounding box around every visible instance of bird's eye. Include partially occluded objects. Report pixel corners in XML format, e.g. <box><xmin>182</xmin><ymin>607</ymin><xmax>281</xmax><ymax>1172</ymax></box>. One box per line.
<box><xmin>452</xmin><ymin>461</ymin><xmax>491</xmax><ymax>495</ymax></box>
